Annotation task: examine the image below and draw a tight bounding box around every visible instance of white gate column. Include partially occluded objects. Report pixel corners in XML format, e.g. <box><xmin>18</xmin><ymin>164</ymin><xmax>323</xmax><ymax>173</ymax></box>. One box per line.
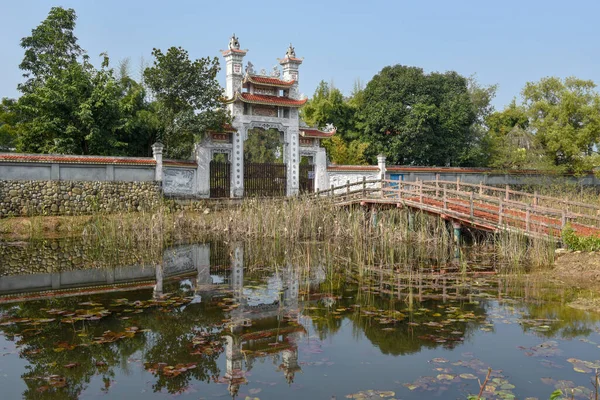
<box><xmin>287</xmin><ymin>128</ymin><xmax>300</xmax><ymax>196</ymax></box>
<box><xmin>314</xmin><ymin>147</ymin><xmax>328</xmax><ymax>192</ymax></box>
<box><xmin>232</xmin><ymin>129</ymin><xmax>244</xmax><ymax>197</ymax></box>
<box><xmin>195</xmin><ymin>144</ymin><xmax>211</xmax><ymax>198</ymax></box>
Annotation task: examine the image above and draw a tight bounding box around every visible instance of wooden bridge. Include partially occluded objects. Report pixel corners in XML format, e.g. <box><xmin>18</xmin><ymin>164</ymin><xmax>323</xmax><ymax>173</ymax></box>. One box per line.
<box><xmin>315</xmin><ymin>178</ymin><xmax>600</xmax><ymax>240</ymax></box>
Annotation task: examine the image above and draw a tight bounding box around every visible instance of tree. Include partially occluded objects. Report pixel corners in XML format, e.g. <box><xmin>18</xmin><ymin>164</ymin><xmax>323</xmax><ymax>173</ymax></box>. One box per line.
<box><xmin>358</xmin><ymin>65</ymin><xmax>477</xmax><ymax>166</ymax></box>
<box><xmin>302</xmin><ymin>81</ymin><xmax>369</xmax><ymax>164</ymax></box>
<box><xmin>459</xmin><ymin>76</ymin><xmax>497</xmax><ymax>166</ymax></box>
<box><xmin>144</xmin><ymin>47</ymin><xmax>229</xmax><ymax>159</ymax></box>
<box><xmin>522</xmin><ymin>77</ymin><xmax>600</xmax><ymax>174</ymax></box>
<box><xmin>18</xmin><ymin>7</ymin><xmax>83</xmax><ymax>94</ymax></box>
<box><xmin>485</xmin><ymin>100</ymin><xmax>541</xmax><ymax>169</ymax></box>
<box><xmin>0</xmin><ymin>98</ymin><xmax>20</xmax><ymax>151</ymax></box>
<box><xmin>16</xmin><ymin>54</ymin><xmax>126</xmax><ymax>155</ymax></box>
<box><xmin>244</xmin><ymin>128</ymin><xmax>283</xmax><ymax>163</ymax></box>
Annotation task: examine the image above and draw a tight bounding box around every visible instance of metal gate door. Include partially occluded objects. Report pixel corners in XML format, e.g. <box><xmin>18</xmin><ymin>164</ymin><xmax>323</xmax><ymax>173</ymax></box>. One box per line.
<box><xmin>299</xmin><ymin>163</ymin><xmax>314</xmax><ymax>193</ymax></box>
<box><xmin>244</xmin><ymin>162</ymin><xmax>286</xmax><ymax>197</ymax></box>
<box><xmin>209</xmin><ymin>160</ymin><xmax>231</xmax><ymax>198</ymax></box>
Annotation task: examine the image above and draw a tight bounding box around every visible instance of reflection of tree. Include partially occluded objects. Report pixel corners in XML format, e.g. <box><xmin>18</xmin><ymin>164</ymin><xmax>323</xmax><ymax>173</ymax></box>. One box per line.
<box><xmin>520</xmin><ymin>302</ymin><xmax>600</xmax><ymax>339</ymax></box>
<box><xmin>0</xmin><ymin>286</ymin><xmax>226</xmax><ymax>398</ymax></box>
<box><xmin>304</xmin><ymin>276</ymin><xmax>488</xmax><ymax>356</ymax></box>
<box><xmin>142</xmin><ymin>298</ymin><xmax>225</xmax><ymax>393</ymax></box>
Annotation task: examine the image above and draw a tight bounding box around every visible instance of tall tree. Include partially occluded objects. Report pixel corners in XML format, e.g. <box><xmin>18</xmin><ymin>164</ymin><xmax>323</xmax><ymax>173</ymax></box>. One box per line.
<box><xmin>0</xmin><ymin>98</ymin><xmax>20</xmax><ymax>151</ymax></box>
<box><xmin>16</xmin><ymin>54</ymin><xmax>126</xmax><ymax>155</ymax></box>
<box><xmin>18</xmin><ymin>7</ymin><xmax>83</xmax><ymax>94</ymax></box>
<box><xmin>459</xmin><ymin>76</ymin><xmax>497</xmax><ymax>166</ymax></box>
<box><xmin>144</xmin><ymin>47</ymin><xmax>229</xmax><ymax>159</ymax></box>
<box><xmin>358</xmin><ymin>65</ymin><xmax>476</xmax><ymax>166</ymax></box>
<box><xmin>522</xmin><ymin>76</ymin><xmax>600</xmax><ymax>174</ymax></box>
<box><xmin>302</xmin><ymin>81</ymin><xmax>368</xmax><ymax>164</ymax></box>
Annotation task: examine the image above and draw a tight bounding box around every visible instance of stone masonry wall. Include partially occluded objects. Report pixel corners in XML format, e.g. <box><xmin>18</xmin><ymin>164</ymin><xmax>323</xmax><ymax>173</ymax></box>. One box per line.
<box><xmin>0</xmin><ymin>180</ymin><xmax>162</xmax><ymax>218</ymax></box>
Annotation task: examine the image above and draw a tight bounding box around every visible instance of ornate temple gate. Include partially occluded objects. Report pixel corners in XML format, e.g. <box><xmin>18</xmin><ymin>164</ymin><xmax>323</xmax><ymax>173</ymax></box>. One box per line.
<box><xmin>209</xmin><ymin>160</ymin><xmax>231</xmax><ymax>198</ymax></box>
<box><xmin>194</xmin><ymin>36</ymin><xmax>335</xmax><ymax>198</ymax></box>
<box><xmin>244</xmin><ymin>161</ymin><xmax>287</xmax><ymax>197</ymax></box>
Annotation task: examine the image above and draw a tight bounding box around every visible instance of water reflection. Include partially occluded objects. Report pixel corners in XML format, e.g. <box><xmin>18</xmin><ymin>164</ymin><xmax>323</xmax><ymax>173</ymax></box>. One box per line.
<box><xmin>0</xmin><ymin>239</ymin><xmax>599</xmax><ymax>399</ymax></box>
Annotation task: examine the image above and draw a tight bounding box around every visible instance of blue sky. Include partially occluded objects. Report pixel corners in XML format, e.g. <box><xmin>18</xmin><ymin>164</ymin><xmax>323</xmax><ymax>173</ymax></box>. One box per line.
<box><xmin>1</xmin><ymin>0</ymin><xmax>598</xmax><ymax>109</ymax></box>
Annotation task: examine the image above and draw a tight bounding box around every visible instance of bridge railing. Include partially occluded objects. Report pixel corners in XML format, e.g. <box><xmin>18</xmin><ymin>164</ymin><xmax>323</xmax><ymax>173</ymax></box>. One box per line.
<box><xmin>390</xmin><ymin>180</ymin><xmax>566</xmax><ymax>234</ymax></box>
<box><xmin>421</xmin><ymin>179</ymin><xmax>600</xmax><ymax>230</ymax></box>
<box><xmin>311</xmin><ymin>177</ymin><xmax>600</xmax><ymax>238</ymax></box>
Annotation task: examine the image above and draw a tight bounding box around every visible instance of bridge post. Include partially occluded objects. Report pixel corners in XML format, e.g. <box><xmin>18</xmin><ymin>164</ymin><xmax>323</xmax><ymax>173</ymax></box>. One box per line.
<box><xmin>505</xmin><ymin>185</ymin><xmax>510</xmax><ymax>202</ymax></box>
<box><xmin>456</xmin><ymin>176</ymin><xmax>460</xmax><ymax>191</ymax></box>
<box><xmin>362</xmin><ymin>176</ymin><xmax>366</xmax><ymax>197</ymax></box>
<box><xmin>330</xmin><ymin>184</ymin><xmax>334</xmax><ymax>197</ymax></box>
<box><xmin>479</xmin><ymin>181</ymin><xmax>483</xmax><ymax>196</ymax></box>
<box><xmin>443</xmin><ymin>187</ymin><xmax>447</xmax><ymax>209</ymax></box>
<box><xmin>435</xmin><ymin>174</ymin><xmax>440</xmax><ymax>197</ymax></box>
<box><xmin>452</xmin><ymin>221</ymin><xmax>462</xmax><ymax>245</ymax></box>
<box><xmin>526</xmin><ymin>205</ymin><xmax>531</xmax><ymax>231</ymax></box>
<box><xmin>346</xmin><ymin>180</ymin><xmax>350</xmax><ymax>197</ymax></box>
<box><xmin>469</xmin><ymin>193</ymin><xmax>474</xmax><ymax>218</ymax></box>
<box><xmin>498</xmin><ymin>199</ymin><xmax>504</xmax><ymax>225</ymax></box>
<box><xmin>533</xmin><ymin>191</ymin><xmax>538</xmax><ymax>207</ymax></box>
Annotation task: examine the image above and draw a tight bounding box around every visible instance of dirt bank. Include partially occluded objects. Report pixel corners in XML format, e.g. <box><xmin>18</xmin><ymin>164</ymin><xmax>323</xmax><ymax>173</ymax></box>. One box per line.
<box><xmin>552</xmin><ymin>251</ymin><xmax>600</xmax><ymax>313</ymax></box>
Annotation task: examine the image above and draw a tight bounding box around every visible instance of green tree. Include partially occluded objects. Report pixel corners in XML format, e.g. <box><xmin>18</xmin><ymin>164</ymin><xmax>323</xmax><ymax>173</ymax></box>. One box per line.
<box><xmin>358</xmin><ymin>65</ymin><xmax>477</xmax><ymax>166</ymax></box>
<box><xmin>522</xmin><ymin>76</ymin><xmax>600</xmax><ymax>174</ymax></box>
<box><xmin>459</xmin><ymin>76</ymin><xmax>498</xmax><ymax>166</ymax></box>
<box><xmin>244</xmin><ymin>128</ymin><xmax>283</xmax><ymax>163</ymax></box>
<box><xmin>302</xmin><ymin>81</ymin><xmax>369</xmax><ymax>164</ymax></box>
<box><xmin>0</xmin><ymin>98</ymin><xmax>20</xmax><ymax>151</ymax></box>
<box><xmin>16</xmin><ymin>54</ymin><xmax>126</xmax><ymax>155</ymax></box>
<box><xmin>144</xmin><ymin>47</ymin><xmax>229</xmax><ymax>159</ymax></box>
<box><xmin>18</xmin><ymin>7</ymin><xmax>83</xmax><ymax>94</ymax></box>
<box><xmin>114</xmin><ymin>60</ymin><xmax>161</xmax><ymax>156</ymax></box>
<box><xmin>485</xmin><ymin>100</ymin><xmax>544</xmax><ymax>169</ymax></box>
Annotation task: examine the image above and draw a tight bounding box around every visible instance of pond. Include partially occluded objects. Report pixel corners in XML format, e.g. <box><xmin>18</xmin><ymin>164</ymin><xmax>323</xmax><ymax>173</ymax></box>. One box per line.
<box><xmin>0</xmin><ymin>239</ymin><xmax>598</xmax><ymax>399</ymax></box>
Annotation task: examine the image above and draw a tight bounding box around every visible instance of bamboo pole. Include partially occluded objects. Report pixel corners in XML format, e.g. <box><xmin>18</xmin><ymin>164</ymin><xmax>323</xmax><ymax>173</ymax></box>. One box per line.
<box><xmin>469</xmin><ymin>193</ymin><xmax>474</xmax><ymax>218</ymax></box>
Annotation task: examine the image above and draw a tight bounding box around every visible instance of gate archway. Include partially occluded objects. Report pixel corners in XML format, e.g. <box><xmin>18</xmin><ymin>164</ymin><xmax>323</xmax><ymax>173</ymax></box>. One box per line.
<box><xmin>243</xmin><ymin>127</ymin><xmax>287</xmax><ymax>197</ymax></box>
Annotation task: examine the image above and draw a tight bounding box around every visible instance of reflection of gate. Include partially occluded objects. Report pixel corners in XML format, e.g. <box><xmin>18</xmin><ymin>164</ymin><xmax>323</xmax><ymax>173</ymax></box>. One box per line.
<box><xmin>299</xmin><ymin>164</ymin><xmax>314</xmax><ymax>193</ymax></box>
<box><xmin>209</xmin><ymin>160</ymin><xmax>231</xmax><ymax>198</ymax></box>
<box><xmin>244</xmin><ymin>162</ymin><xmax>286</xmax><ymax>197</ymax></box>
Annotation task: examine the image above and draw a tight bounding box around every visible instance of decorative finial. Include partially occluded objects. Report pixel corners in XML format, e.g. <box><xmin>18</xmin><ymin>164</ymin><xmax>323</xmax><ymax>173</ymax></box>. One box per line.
<box><xmin>245</xmin><ymin>61</ymin><xmax>254</xmax><ymax>75</ymax></box>
<box><xmin>286</xmin><ymin>43</ymin><xmax>296</xmax><ymax>58</ymax></box>
<box><xmin>271</xmin><ymin>65</ymin><xmax>281</xmax><ymax>78</ymax></box>
<box><xmin>228</xmin><ymin>34</ymin><xmax>240</xmax><ymax>50</ymax></box>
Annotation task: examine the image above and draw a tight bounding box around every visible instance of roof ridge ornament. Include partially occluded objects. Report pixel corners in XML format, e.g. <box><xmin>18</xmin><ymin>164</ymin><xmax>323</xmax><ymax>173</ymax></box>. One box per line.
<box><xmin>245</xmin><ymin>61</ymin><xmax>254</xmax><ymax>75</ymax></box>
<box><xmin>271</xmin><ymin>65</ymin><xmax>281</xmax><ymax>78</ymax></box>
<box><xmin>286</xmin><ymin>43</ymin><xmax>296</xmax><ymax>58</ymax></box>
<box><xmin>228</xmin><ymin>34</ymin><xmax>240</xmax><ymax>50</ymax></box>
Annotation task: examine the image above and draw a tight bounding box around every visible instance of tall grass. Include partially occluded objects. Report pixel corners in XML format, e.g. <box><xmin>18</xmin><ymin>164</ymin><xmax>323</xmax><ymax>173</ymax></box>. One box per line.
<box><xmin>1</xmin><ymin>196</ymin><xmax>559</xmax><ymax>271</ymax></box>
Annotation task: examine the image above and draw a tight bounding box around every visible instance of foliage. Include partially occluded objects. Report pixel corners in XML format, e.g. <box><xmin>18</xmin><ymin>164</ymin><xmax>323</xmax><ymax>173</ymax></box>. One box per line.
<box><xmin>562</xmin><ymin>225</ymin><xmax>600</xmax><ymax>251</ymax></box>
<box><xmin>459</xmin><ymin>76</ymin><xmax>497</xmax><ymax>166</ymax></box>
<box><xmin>0</xmin><ymin>98</ymin><xmax>20</xmax><ymax>151</ymax></box>
<box><xmin>358</xmin><ymin>65</ymin><xmax>477</xmax><ymax>166</ymax></box>
<box><xmin>522</xmin><ymin>77</ymin><xmax>600</xmax><ymax>174</ymax></box>
<box><xmin>302</xmin><ymin>80</ymin><xmax>369</xmax><ymax>164</ymax></box>
<box><xmin>18</xmin><ymin>7</ymin><xmax>83</xmax><ymax>94</ymax></box>
<box><xmin>322</xmin><ymin>135</ymin><xmax>369</xmax><ymax>165</ymax></box>
<box><xmin>143</xmin><ymin>46</ymin><xmax>229</xmax><ymax>159</ymax></box>
<box><xmin>485</xmin><ymin>100</ymin><xmax>546</xmax><ymax>169</ymax></box>
<box><xmin>244</xmin><ymin>128</ymin><xmax>283</xmax><ymax>163</ymax></box>
<box><xmin>16</xmin><ymin>54</ymin><xmax>127</xmax><ymax>155</ymax></box>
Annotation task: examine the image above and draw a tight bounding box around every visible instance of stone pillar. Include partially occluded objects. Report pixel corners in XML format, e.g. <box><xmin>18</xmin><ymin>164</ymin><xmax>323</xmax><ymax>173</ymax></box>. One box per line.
<box><xmin>314</xmin><ymin>147</ymin><xmax>328</xmax><ymax>192</ymax></box>
<box><xmin>195</xmin><ymin>144</ymin><xmax>211</xmax><ymax>198</ymax></box>
<box><xmin>377</xmin><ymin>154</ymin><xmax>386</xmax><ymax>181</ymax></box>
<box><xmin>232</xmin><ymin>130</ymin><xmax>244</xmax><ymax>198</ymax></box>
<box><xmin>152</xmin><ymin>143</ymin><xmax>164</xmax><ymax>182</ymax></box>
<box><xmin>287</xmin><ymin>128</ymin><xmax>300</xmax><ymax>196</ymax></box>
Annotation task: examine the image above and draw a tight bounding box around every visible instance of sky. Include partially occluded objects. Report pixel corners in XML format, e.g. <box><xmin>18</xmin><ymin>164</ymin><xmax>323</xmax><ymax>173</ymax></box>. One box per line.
<box><xmin>1</xmin><ymin>0</ymin><xmax>599</xmax><ymax>109</ymax></box>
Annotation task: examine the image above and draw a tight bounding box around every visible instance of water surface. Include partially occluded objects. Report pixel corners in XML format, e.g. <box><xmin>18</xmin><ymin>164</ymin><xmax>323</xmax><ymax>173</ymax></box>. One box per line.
<box><xmin>0</xmin><ymin>240</ymin><xmax>598</xmax><ymax>399</ymax></box>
